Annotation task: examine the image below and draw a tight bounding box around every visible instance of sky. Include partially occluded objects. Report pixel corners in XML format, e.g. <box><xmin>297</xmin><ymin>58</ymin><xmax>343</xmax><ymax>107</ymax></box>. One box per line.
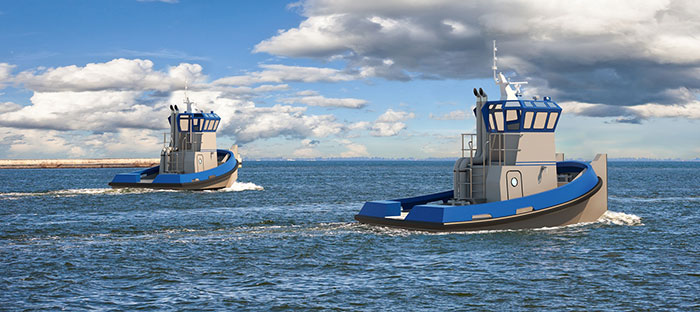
<box><xmin>1</xmin><ymin>0</ymin><xmax>699</xmax><ymax>160</ymax></box>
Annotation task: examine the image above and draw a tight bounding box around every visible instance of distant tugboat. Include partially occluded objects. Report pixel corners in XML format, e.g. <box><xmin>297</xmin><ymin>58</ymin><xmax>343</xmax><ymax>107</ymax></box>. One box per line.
<box><xmin>355</xmin><ymin>42</ymin><xmax>608</xmax><ymax>231</ymax></box>
<box><xmin>109</xmin><ymin>92</ymin><xmax>242</xmax><ymax>190</ymax></box>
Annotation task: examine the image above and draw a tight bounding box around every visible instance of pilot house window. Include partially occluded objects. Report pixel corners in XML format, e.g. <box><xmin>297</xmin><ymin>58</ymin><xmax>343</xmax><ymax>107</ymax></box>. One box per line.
<box><xmin>533</xmin><ymin>112</ymin><xmax>548</xmax><ymax>129</ymax></box>
<box><xmin>505</xmin><ymin>110</ymin><xmax>520</xmax><ymax>131</ymax></box>
<box><xmin>546</xmin><ymin>112</ymin><xmax>559</xmax><ymax>129</ymax></box>
<box><xmin>523</xmin><ymin>111</ymin><xmax>534</xmax><ymax>129</ymax></box>
<box><xmin>179</xmin><ymin>116</ymin><xmax>190</xmax><ymax>131</ymax></box>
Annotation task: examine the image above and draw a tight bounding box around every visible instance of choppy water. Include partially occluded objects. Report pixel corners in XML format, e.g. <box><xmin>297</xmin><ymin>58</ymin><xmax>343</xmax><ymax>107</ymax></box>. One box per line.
<box><xmin>0</xmin><ymin>161</ymin><xmax>698</xmax><ymax>311</ymax></box>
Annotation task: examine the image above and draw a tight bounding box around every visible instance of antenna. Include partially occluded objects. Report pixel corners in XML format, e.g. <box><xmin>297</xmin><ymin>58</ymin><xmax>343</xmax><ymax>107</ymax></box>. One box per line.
<box><xmin>492</xmin><ymin>40</ymin><xmax>499</xmax><ymax>83</ymax></box>
<box><xmin>183</xmin><ymin>79</ymin><xmax>193</xmax><ymax>113</ymax></box>
<box><xmin>492</xmin><ymin>40</ymin><xmax>527</xmax><ymax>100</ymax></box>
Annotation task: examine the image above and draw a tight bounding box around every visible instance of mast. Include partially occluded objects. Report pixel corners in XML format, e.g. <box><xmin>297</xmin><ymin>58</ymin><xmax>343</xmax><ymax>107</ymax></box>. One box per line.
<box><xmin>184</xmin><ymin>79</ymin><xmax>193</xmax><ymax>113</ymax></box>
<box><xmin>492</xmin><ymin>40</ymin><xmax>527</xmax><ymax>100</ymax></box>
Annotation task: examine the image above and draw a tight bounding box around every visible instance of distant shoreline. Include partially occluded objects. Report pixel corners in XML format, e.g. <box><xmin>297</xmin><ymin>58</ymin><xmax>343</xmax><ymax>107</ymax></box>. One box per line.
<box><xmin>0</xmin><ymin>158</ymin><xmax>159</xmax><ymax>169</ymax></box>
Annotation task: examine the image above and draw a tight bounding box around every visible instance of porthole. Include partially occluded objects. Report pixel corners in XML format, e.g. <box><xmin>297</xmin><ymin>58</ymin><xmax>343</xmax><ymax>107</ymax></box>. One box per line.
<box><xmin>198</xmin><ymin>158</ymin><xmax>203</xmax><ymax>164</ymax></box>
<box><xmin>510</xmin><ymin>177</ymin><xmax>518</xmax><ymax>187</ymax></box>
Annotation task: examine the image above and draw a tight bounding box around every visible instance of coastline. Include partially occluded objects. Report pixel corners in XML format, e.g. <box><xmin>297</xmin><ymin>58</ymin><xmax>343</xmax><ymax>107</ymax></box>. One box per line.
<box><xmin>0</xmin><ymin>158</ymin><xmax>159</xmax><ymax>169</ymax></box>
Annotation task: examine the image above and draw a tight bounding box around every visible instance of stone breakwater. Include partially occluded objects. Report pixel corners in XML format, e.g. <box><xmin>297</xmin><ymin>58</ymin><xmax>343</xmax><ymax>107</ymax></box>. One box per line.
<box><xmin>0</xmin><ymin>158</ymin><xmax>159</xmax><ymax>169</ymax></box>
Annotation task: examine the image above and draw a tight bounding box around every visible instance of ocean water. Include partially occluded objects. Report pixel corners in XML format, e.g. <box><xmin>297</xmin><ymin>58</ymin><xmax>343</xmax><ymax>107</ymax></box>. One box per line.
<box><xmin>0</xmin><ymin>161</ymin><xmax>698</xmax><ymax>311</ymax></box>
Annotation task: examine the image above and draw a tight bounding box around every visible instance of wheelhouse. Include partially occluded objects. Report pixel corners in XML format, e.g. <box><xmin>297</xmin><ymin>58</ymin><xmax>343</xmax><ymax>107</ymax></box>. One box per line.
<box><xmin>170</xmin><ymin>112</ymin><xmax>221</xmax><ymax>132</ymax></box>
<box><xmin>481</xmin><ymin>99</ymin><xmax>562</xmax><ymax>133</ymax></box>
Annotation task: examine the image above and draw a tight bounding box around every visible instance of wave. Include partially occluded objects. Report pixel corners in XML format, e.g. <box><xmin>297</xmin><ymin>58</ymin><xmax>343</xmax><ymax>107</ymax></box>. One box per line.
<box><xmin>0</xmin><ymin>188</ymin><xmax>176</xmax><ymax>200</ymax></box>
<box><xmin>356</xmin><ymin>210</ymin><xmax>644</xmax><ymax>236</ymax></box>
<box><xmin>610</xmin><ymin>195</ymin><xmax>700</xmax><ymax>203</ymax></box>
<box><xmin>0</xmin><ymin>182</ymin><xmax>263</xmax><ymax>200</ymax></box>
<box><xmin>598</xmin><ymin>210</ymin><xmax>643</xmax><ymax>226</ymax></box>
<box><xmin>215</xmin><ymin>182</ymin><xmax>264</xmax><ymax>192</ymax></box>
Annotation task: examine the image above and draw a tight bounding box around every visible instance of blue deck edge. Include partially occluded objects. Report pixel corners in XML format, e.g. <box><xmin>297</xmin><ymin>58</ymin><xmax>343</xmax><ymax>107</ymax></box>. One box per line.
<box><xmin>110</xmin><ymin>149</ymin><xmax>237</xmax><ymax>185</ymax></box>
<box><xmin>358</xmin><ymin>161</ymin><xmax>598</xmax><ymax>224</ymax></box>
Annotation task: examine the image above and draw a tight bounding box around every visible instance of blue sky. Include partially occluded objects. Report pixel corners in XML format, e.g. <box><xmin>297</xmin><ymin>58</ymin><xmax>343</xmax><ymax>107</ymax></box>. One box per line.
<box><xmin>1</xmin><ymin>0</ymin><xmax>699</xmax><ymax>160</ymax></box>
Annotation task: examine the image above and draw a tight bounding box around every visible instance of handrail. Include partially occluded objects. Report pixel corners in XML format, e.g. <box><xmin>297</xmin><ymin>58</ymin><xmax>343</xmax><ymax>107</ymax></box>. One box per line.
<box><xmin>488</xmin><ymin>132</ymin><xmax>521</xmax><ymax>166</ymax></box>
<box><xmin>460</xmin><ymin>133</ymin><xmax>487</xmax><ymax>201</ymax></box>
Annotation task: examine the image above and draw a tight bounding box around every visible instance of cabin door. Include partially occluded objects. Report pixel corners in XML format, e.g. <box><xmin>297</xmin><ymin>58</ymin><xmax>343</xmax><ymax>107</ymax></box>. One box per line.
<box><xmin>506</xmin><ymin>170</ymin><xmax>524</xmax><ymax>200</ymax></box>
<box><xmin>196</xmin><ymin>154</ymin><xmax>204</xmax><ymax>172</ymax></box>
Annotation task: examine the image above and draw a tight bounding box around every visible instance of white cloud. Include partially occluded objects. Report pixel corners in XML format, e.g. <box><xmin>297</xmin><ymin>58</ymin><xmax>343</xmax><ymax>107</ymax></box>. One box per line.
<box><xmin>212</xmin><ymin>64</ymin><xmax>357</xmax><ymax>86</ymax></box>
<box><xmin>560</xmin><ymin>99</ymin><xmax>700</xmax><ymax>121</ymax></box>
<box><xmin>1</xmin><ymin>128</ymin><xmax>87</xmax><ymax>158</ymax></box>
<box><xmin>14</xmin><ymin>59</ymin><xmax>204</xmax><ymax>92</ymax></box>
<box><xmin>375</xmin><ymin>108</ymin><xmax>414</xmax><ymax>123</ymax></box>
<box><xmin>83</xmin><ymin>129</ymin><xmax>162</xmax><ymax>157</ymax></box>
<box><xmin>0</xmin><ymin>59</ymin><xmax>354</xmax><ymax>154</ymax></box>
<box><xmin>347</xmin><ymin>121</ymin><xmax>370</xmax><ymax>130</ymax></box>
<box><xmin>167</xmin><ymin>90</ymin><xmax>344</xmax><ymax>143</ymax></box>
<box><xmin>292</xmin><ymin>147</ymin><xmax>320</xmax><ymax>158</ymax></box>
<box><xmin>254</xmin><ymin>14</ymin><xmax>352</xmax><ymax>58</ymax></box>
<box><xmin>281</xmin><ymin>94</ymin><xmax>367</xmax><ymax>108</ymax></box>
<box><xmin>0</xmin><ymin>102</ymin><xmax>22</xmax><ymax>114</ymax></box>
<box><xmin>336</xmin><ymin>139</ymin><xmax>369</xmax><ymax>157</ymax></box>
<box><xmin>429</xmin><ymin>109</ymin><xmax>470</xmax><ymax>120</ymax></box>
<box><xmin>296</xmin><ymin>90</ymin><xmax>319</xmax><ymax>96</ymax></box>
<box><xmin>0</xmin><ymin>63</ymin><xmax>15</xmax><ymax>88</ymax></box>
<box><xmin>0</xmin><ymin>90</ymin><xmax>163</xmax><ymax>131</ymax></box>
<box><xmin>371</xmin><ymin>108</ymin><xmax>415</xmax><ymax>136</ymax></box>
<box><xmin>252</xmin><ymin>84</ymin><xmax>289</xmax><ymax>93</ymax></box>
<box><xmin>344</xmin><ymin>109</ymin><xmax>415</xmax><ymax>136</ymax></box>
<box><xmin>631</xmin><ymin>101</ymin><xmax>700</xmax><ymax>119</ymax></box>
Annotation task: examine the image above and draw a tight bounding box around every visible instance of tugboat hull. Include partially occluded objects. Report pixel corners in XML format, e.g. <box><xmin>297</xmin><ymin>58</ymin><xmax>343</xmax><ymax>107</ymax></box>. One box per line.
<box><xmin>355</xmin><ymin>158</ymin><xmax>608</xmax><ymax>232</ymax></box>
<box><xmin>109</xmin><ymin>149</ymin><xmax>239</xmax><ymax>191</ymax></box>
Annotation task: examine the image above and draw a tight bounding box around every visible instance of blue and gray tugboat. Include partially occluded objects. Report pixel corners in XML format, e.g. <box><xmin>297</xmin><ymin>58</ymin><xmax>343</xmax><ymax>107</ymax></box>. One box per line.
<box><xmin>355</xmin><ymin>42</ymin><xmax>608</xmax><ymax>231</ymax></box>
<box><xmin>109</xmin><ymin>94</ymin><xmax>242</xmax><ymax>190</ymax></box>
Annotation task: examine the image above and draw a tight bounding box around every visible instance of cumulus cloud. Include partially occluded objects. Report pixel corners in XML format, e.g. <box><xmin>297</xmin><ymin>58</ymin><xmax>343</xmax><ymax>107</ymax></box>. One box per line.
<box><xmin>165</xmin><ymin>90</ymin><xmax>344</xmax><ymax>143</ymax></box>
<box><xmin>14</xmin><ymin>59</ymin><xmax>204</xmax><ymax>92</ymax></box>
<box><xmin>0</xmin><ymin>90</ymin><xmax>164</xmax><ymax>131</ymax></box>
<box><xmin>0</xmin><ymin>59</ymin><xmax>355</xmax><ymax>153</ymax></box>
<box><xmin>345</xmin><ymin>109</ymin><xmax>415</xmax><ymax>136</ymax></box>
<box><xmin>255</xmin><ymin>0</ymin><xmax>700</xmax><ymax>115</ymax></box>
<box><xmin>281</xmin><ymin>94</ymin><xmax>367</xmax><ymax>108</ymax></box>
<box><xmin>370</xmin><ymin>108</ymin><xmax>415</xmax><ymax>136</ymax></box>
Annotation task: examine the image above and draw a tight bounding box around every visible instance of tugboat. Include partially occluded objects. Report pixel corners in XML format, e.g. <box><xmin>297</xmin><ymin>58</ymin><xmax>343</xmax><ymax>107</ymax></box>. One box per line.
<box><xmin>355</xmin><ymin>42</ymin><xmax>608</xmax><ymax>231</ymax></box>
<box><xmin>109</xmin><ymin>92</ymin><xmax>242</xmax><ymax>190</ymax></box>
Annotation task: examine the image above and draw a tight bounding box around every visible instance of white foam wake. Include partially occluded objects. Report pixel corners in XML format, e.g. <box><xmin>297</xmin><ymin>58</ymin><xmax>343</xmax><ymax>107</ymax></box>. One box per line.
<box><xmin>0</xmin><ymin>188</ymin><xmax>175</xmax><ymax>199</ymax></box>
<box><xmin>610</xmin><ymin>195</ymin><xmax>700</xmax><ymax>203</ymax></box>
<box><xmin>218</xmin><ymin>182</ymin><xmax>264</xmax><ymax>192</ymax></box>
<box><xmin>599</xmin><ymin>210</ymin><xmax>643</xmax><ymax>226</ymax></box>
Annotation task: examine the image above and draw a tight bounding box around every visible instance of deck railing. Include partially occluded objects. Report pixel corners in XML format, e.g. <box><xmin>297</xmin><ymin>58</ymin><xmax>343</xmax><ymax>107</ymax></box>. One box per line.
<box><xmin>487</xmin><ymin>132</ymin><xmax>521</xmax><ymax>166</ymax></box>
<box><xmin>458</xmin><ymin>132</ymin><xmax>522</xmax><ymax>201</ymax></box>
